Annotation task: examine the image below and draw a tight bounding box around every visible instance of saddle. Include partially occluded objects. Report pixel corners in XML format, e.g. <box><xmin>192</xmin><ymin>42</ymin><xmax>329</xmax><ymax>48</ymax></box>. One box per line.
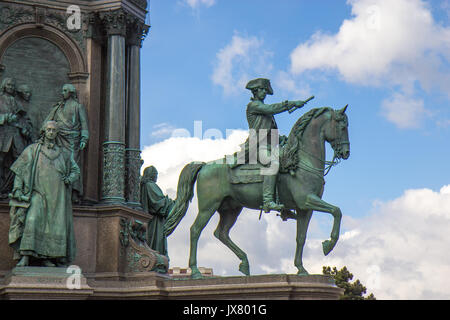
<box><xmin>226</xmin><ymin>136</ymin><xmax>292</xmax><ymax>185</ymax></box>
<box><xmin>227</xmin><ymin>163</ymin><xmax>264</xmax><ymax>184</ymax></box>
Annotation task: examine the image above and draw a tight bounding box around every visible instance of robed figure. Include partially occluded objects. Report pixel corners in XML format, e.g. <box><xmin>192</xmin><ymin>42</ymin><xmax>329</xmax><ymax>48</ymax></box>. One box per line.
<box><xmin>8</xmin><ymin>121</ymin><xmax>80</xmax><ymax>267</ymax></box>
<box><xmin>140</xmin><ymin>166</ymin><xmax>174</xmax><ymax>256</ymax></box>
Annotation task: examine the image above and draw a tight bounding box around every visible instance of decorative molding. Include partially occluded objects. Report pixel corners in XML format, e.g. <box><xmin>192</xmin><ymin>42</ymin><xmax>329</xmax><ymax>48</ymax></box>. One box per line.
<box><xmin>0</xmin><ymin>4</ymin><xmax>34</xmax><ymax>30</ymax></box>
<box><xmin>125</xmin><ymin>148</ymin><xmax>143</xmax><ymax>207</ymax></box>
<box><xmin>100</xmin><ymin>8</ymin><xmax>149</xmax><ymax>45</ymax></box>
<box><xmin>99</xmin><ymin>9</ymin><xmax>128</xmax><ymax>37</ymax></box>
<box><xmin>129</xmin><ymin>0</ymin><xmax>148</xmax><ymax>10</ymax></box>
<box><xmin>44</xmin><ymin>9</ymin><xmax>86</xmax><ymax>52</ymax></box>
<box><xmin>0</xmin><ymin>3</ymin><xmax>86</xmax><ymax>54</ymax></box>
<box><xmin>120</xmin><ymin>217</ymin><xmax>146</xmax><ymax>247</ymax></box>
<box><xmin>0</xmin><ymin>23</ymin><xmax>88</xmax><ymax>77</ymax></box>
<box><xmin>102</xmin><ymin>141</ymin><xmax>125</xmax><ymax>203</ymax></box>
<box><xmin>68</xmin><ymin>71</ymin><xmax>90</xmax><ymax>82</ymax></box>
<box><xmin>126</xmin><ymin>17</ymin><xmax>149</xmax><ymax>47</ymax></box>
<box><xmin>119</xmin><ymin>217</ymin><xmax>169</xmax><ymax>273</ymax></box>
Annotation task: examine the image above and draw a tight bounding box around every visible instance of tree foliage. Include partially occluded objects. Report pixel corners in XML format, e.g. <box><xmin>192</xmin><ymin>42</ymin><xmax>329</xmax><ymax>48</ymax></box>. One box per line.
<box><xmin>323</xmin><ymin>266</ymin><xmax>376</xmax><ymax>300</ymax></box>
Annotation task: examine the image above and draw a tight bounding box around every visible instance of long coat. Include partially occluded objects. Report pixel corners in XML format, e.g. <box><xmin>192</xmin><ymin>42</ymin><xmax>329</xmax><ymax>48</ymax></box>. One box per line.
<box><xmin>234</xmin><ymin>99</ymin><xmax>288</xmax><ymax>166</ymax></box>
<box><xmin>45</xmin><ymin>98</ymin><xmax>88</xmax><ymax>195</ymax></box>
<box><xmin>0</xmin><ymin>93</ymin><xmax>28</xmax><ymax>156</ymax></box>
<box><xmin>8</xmin><ymin>142</ymin><xmax>80</xmax><ymax>261</ymax></box>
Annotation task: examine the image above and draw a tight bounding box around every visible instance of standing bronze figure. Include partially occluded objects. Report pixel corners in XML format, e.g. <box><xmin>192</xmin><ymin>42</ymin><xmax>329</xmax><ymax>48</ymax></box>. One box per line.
<box><xmin>8</xmin><ymin>121</ymin><xmax>79</xmax><ymax>267</ymax></box>
<box><xmin>0</xmin><ymin>78</ymin><xmax>32</xmax><ymax>198</ymax></box>
<box><xmin>140</xmin><ymin>166</ymin><xmax>174</xmax><ymax>256</ymax></box>
<box><xmin>45</xmin><ymin>84</ymin><xmax>89</xmax><ymax>202</ymax></box>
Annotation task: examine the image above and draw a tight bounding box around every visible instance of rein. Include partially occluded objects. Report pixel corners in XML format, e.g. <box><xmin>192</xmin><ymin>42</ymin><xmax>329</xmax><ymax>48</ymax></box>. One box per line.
<box><xmin>298</xmin><ymin>148</ymin><xmax>340</xmax><ymax>178</ymax></box>
<box><xmin>297</xmin><ymin>109</ymin><xmax>345</xmax><ymax>178</ymax></box>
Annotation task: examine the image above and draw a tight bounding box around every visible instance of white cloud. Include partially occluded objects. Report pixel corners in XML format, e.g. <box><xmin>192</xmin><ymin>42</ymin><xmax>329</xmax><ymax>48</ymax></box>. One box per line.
<box><xmin>212</xmin><ymin>34</ymin><xmax>273</xmax><ymax>95</ymax></box>
<box><xmin>182</xmin><ymin>0</ymin><xmax>216</xmax><ymax>9</ymax></box>
<box><xmin>303</xmin><ymin>185</ymin><xmax>450</xmax><ymax>299</ymax></box>
<box><xmin>141</xmin><ymin>129</ymin><xmax>248</xmax><ymax>195</ymax></box>
<box><xmin>275</xmin><ymin>71</ymin><xmax>312</xmax><ymax>99</ymax></box>
<box><xmin>142</xmin><ymin>130</ymin><xmax>450</xmax><ymax>299</ymax></box>
<box><xmin>288</xmin><ymin>0</ymin><xmax>450</xmax><ymax>128</ymax></box>
<box><xmin>151</xmin><ymin>122</ymin><xmax>179</xmax><ymax>138</ymax></box>
<box><xmin>380</xmin><ymin>92</ymin><xmax>429</xmax><ymax>129</ymax></box>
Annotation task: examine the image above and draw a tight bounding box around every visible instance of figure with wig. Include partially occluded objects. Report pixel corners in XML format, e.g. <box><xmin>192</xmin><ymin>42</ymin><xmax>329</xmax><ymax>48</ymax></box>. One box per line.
<box><xmin>45</xmin><ymin>84</ymin><xmax>89</xmax><ymax>203</ymax></box>
<box><xmin>8</xmin><ymin>120</ymin><xmax>79</xmax><ymax>267</ymax></box>
<box><xmin>0</xmin><ymin>78</ymin><xmax>32</xmax><ymax>198</ymax></box>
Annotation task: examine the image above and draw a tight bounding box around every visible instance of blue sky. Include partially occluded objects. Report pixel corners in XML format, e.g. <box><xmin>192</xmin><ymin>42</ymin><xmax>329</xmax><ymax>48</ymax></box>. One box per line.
<box><xmin>139</xmin><ymin>0</ymin><xmax>450</xmax><ymax>299</ymax></box>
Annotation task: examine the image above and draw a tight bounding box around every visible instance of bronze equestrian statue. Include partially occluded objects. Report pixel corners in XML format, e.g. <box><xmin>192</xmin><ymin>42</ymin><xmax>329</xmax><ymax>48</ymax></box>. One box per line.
<box><xmin>165</xmin><ymin>79</ymin><xmax>350</xmax><ymax>279</ymax></box>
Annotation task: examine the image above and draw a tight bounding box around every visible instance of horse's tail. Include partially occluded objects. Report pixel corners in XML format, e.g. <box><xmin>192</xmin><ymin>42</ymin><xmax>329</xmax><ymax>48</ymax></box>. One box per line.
<box><xmin>164</xmin><ymin>161</ymin><xmax>205</xmax><ymax>236</ymax></box>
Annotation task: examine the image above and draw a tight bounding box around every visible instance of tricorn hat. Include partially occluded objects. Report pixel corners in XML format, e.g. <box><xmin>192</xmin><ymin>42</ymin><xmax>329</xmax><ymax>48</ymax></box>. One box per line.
<box><xmin>245</xmin><ymin>78</ymin><xmax>273</xmax><ymax>95</ymax></box>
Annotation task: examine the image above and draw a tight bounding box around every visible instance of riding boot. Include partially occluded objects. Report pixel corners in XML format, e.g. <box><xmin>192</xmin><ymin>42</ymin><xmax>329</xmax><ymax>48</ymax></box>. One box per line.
<box><xmin>262</xmin><ymin>174</ymin><xmax>284</xmax><ymax>213</ymax></box>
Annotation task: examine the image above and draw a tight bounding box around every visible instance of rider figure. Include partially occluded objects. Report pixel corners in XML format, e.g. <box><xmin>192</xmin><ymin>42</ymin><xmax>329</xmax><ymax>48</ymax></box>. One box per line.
<box><xmin>245</xmin><ymin>78</ymin><xmax>306</xmax><ymax>213</ymax></box>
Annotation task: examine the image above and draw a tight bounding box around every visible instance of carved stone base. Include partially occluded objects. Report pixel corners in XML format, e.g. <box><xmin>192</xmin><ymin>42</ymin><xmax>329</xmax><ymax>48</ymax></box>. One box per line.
<box><xmin>0</xmin><ymin>266</ymin><xmax>93</xmax><ymax>300</ymax></box>
<box><xmin>0</xmin><ymin>202</ymin><xmax>342</xmax><ymax>300</ymax></box>
<box><xmin>0</xmin><ymin>202</ymin><xmax>167</xmax><ymax>278</ymax></box>
<box><xmin>161</xmin><ymin>274</ymin><xmax>343</xmax><ymax>300</ymax></box>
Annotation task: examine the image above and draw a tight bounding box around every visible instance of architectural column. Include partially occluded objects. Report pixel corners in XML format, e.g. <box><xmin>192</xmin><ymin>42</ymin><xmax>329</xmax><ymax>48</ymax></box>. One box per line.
<box><xmin>100</xmin><ymin>9</ymin><xmax>127</xmax><ymax>204</ymax></box>
<box><xmin>125</xmin><ymin>21</ymin><xmax>148</xmax><ymax>207</ymax></box>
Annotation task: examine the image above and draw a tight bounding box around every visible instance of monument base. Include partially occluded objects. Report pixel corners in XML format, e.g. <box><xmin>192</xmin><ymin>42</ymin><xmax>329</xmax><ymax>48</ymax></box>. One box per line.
<box><xmin>161</xmin><ymin>274</ymin><xmax>343</xmax><ymax>300</ymax></box>
<box><xmin>0</xmin><ymin>271</ymin><xmax>342</xmax><ymax>300</ymax></box>
<box><xmin>0</xmin><ymin>202</ymin><xmax>342</xmax><ymax>300</ymax></box>
<box><xmin>0</xmin><ymin>266</ymin><xmax>93</xmax><ymax>300</ymax></box>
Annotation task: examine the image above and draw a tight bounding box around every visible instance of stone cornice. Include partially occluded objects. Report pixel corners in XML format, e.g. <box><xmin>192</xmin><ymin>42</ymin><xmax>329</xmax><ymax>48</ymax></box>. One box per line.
<box><xmin>1</xmin><ymin>0</ymin><xmax>148</xmax><ymax>22</ymax></box>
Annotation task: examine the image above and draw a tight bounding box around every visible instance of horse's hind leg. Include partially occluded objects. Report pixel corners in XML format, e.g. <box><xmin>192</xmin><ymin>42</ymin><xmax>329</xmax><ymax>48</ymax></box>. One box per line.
<box><xmin>214</xmin><ymin>204</ymin><xmax>249</xmax><ymax>275</ymax></box>
<box><xmin>189</xmin><ymin>198</ymin><xmax>221</xmax><ymax>279</ymax></box>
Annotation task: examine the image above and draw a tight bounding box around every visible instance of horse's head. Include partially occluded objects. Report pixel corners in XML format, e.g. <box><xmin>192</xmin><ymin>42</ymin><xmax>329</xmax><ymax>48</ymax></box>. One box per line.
<box><xmin>324</xmin><ymin>105</ymin><xmax>350</xmax><ymax>160</ymax></box>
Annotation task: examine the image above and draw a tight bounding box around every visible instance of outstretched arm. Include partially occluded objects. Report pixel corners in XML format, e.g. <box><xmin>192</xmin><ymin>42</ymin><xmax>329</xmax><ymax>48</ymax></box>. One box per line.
<box><xmin>247</xmin><ymin>100</ymin><xmax>290</xmax><ymax>115</ymax></box>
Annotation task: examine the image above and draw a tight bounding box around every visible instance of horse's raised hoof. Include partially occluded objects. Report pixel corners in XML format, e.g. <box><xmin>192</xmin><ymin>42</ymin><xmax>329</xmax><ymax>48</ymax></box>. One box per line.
<box><xmin>296</xmin><ymin>266</ymin><xmax>309</xmax><ymax>276</ymax></box>
<box><xmin>239</xmin><ymin>260</ymin><xmax>250</xmax><ymax>276</ymax></box>
<box><xmin>322</xmin><ymin>239</ymin><xmax>336</xmax><ymax>256</ymax></box>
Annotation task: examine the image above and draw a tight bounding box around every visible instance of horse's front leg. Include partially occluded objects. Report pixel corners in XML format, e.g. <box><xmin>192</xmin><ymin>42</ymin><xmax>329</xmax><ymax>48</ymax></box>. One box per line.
<box><xmin>294</xmin><ymin>209</ymin><xmax>313</xmax><ymax>275</ymax></box>
<box><xmin>304</xmin><ymin>193</ymin><xmax>342</xmax><ymax>256</ymax></box>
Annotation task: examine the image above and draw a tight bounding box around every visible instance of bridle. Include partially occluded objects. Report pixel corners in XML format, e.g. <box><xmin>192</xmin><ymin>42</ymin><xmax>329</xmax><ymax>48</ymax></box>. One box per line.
<box><xmin>329</xmin><ymin>108</ymin><xmax>349</xmax><ymax>161</ymax></box>
<box><xmin>298</xmin><ymin>108</ymin><xmax>348</xmax><ymax>177</ymax></box>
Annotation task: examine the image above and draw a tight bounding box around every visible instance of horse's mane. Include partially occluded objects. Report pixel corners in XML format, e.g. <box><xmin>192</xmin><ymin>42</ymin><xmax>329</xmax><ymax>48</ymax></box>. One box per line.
<box><xmin>280</xmin><ymin>107</ymin><xmax>331</xmax><ymax>173</ymax></box>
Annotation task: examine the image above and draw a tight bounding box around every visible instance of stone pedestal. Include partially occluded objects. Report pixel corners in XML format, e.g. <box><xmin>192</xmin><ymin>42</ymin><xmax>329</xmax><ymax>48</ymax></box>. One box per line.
<box><xmin>71</xmin><ymin>273</ymin><xmax>343</xmax><ymax>300</ymax></box>
<box><xmin>0</xmin><ymin>201</ymin><xmax>342</xmax><ymax>300</ymax></box>
<box><xmin>162</xmin><ymin>274</ymin><xmax>343</xmax><ymax>300</ymax></box>
<box><xmin>0</xmin><ymin>202</ymin><xmax>168</xmax><ymax>281</ymax></box>
<box><xmin>0</xmin><ymin>267</ymin><xmax>93</xmax><ymax>300</ymax></box>
<box><xmin>0</xmin><ymin>271</ymin><xmax>342</xmax><ymax>300</ymax></box>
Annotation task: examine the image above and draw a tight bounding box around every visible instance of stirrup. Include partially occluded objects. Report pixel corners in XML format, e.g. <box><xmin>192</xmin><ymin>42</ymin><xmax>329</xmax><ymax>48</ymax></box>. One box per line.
<box><xmin>261</xmin><ymin>201</ymin><xmax>284</xmax><ymax>213</ymax></box>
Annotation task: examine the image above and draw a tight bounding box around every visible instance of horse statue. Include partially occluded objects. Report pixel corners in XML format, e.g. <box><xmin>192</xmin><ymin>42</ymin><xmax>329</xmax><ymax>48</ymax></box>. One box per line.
<box><xmin>164</xmin><ymin>105</ymin><xmax>350</xmax><ymax>279</ymax></box>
